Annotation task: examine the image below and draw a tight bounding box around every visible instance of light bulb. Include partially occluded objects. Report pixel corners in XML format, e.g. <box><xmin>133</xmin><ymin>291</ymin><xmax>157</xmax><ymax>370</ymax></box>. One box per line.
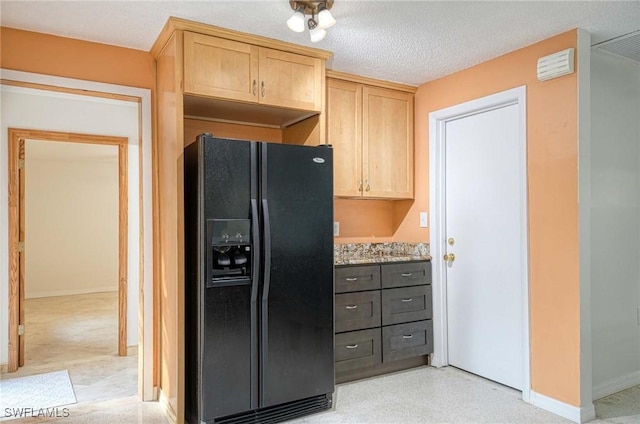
<box><xmin>286</xmin><ymin>10</ymin><xmax>305</xmax><ymax>33</ymax></box>
<box><xmin>317</xmin><ymin>8</ymin><xmax>336</xmax><ymax>29</ymax></box>
<box><xmin>309</xmin><ymin>27</ymin><xmax>327</xmax><ymax>43</ymax></box>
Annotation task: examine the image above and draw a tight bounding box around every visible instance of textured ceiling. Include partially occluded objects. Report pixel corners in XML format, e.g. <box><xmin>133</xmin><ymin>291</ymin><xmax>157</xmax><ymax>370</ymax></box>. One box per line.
<box><xmin>1</xmin><ymin>1</ymin><xmax>639</xmax><ymax>86</ymax></box>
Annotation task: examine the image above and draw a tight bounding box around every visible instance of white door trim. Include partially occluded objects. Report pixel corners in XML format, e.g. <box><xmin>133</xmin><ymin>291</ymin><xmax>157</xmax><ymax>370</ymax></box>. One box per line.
<box><xmin>1</xmin><ymin>68</ymin><xmax>155</xmax><ymax>401</ymax></box>
<box><xmin>429</xmin><ymin>86</ymin><xmax>530</xmax><ymax>402</ymax></box>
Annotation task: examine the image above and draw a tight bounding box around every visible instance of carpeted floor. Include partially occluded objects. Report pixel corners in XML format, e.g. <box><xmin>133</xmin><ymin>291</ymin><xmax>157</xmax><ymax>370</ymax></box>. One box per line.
<box><xmin>1</xmin><ymin>292</ymin><xmax>137</xmax><ymax>406</ymax></box>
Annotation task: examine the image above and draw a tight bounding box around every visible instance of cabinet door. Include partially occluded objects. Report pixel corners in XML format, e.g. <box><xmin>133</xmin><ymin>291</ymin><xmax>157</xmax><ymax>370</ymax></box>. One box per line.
<box><xmin>184</xmin><ymin>32</ymin><xmax>259</xmax><ymax>103</ymax></box>
<box><xmin>363</xmin><ymin>86</ymin><xmax>414</xmax><ymax>199</ymax></box>
<box><xmin>381</xmin><ymin>285</ymin><xmax>432</xmax><ymax>326</ymax></box>
<box><xmin>335</xmin><ymin>291</ymin><xmax>381</xmax><ymax>333</ymax></box>
<box><xmin>382</xmin><ymin>320</ymin><xmax>433</xmax><ymax>363</ymax></box>
<box><xmin>335</xmin><ymin>328</ymin><xmax>382</xmax><ymax>374</ymax></box>
<box><xmin>258</xmin><ymin>48</ymin><xmax>322</xmax><ymax>111</ymax></box>
<box><xmin>327</xmin><ymin>79</ymin><xmax>363</xmax><ymax>197</ymax></box>
<box><xmin>381</xmin><ymin>261</ymin><xmax>431</xmax><ymax>288</ymax></box>
<box><xmin>335</xmin><ymin>264</ymin><xmax>380</xmax><ymax>293</ymax></box>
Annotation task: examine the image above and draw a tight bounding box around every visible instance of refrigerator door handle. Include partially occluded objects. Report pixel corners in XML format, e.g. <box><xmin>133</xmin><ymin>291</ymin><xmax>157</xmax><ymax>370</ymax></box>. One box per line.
<box><xmin>249</xmin><ymin>198</ymin><xmax>260</xmax><ymax>409</ymax></box>
<box><xmin>261</xmin><ymin>198</ymin><xmax>272</xmax><ymax>302</ymax></box>
<box><xmin>260</xmin><ymin>198</ymin><xmax>271</xmax><ymax>406</ymax></box>
<box><xmin>251</xmin><ymin>199</ymin><xmax>260</xmax><ymax>297</ymax></box>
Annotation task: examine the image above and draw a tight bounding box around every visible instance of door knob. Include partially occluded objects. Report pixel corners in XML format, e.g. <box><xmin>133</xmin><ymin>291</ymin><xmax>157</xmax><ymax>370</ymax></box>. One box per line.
<box><xmin>443</xmin><ymin>253</ymin><xmax>456</xmax><ymax>263</ymax></box>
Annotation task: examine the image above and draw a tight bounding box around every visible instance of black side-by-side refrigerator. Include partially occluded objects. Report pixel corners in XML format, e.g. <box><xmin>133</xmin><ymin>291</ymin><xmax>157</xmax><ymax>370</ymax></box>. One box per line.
<box><xmin>184</xmin><ymin>134</ymin><xmax>335</xmax><ymax>424</ymax></box>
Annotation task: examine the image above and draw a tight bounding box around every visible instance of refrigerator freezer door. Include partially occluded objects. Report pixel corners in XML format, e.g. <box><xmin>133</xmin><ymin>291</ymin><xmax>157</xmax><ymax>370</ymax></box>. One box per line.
<box><xmin>200</xmin><ymin>137</ymin><xmax>259</xmax><ymax>419</ymax></box>
<box><xmin>260</xmin><ymin>143</ymin><xmax>335</xmax><ymax>407</ymax></box>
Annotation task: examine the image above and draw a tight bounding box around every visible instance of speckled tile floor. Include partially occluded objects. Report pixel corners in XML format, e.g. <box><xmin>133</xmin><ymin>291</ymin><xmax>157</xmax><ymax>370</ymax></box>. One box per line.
<box><xmin>289</xmin><ymin>367</ymin><xmax>639</xmax><ymax>424</ymax></box>
<box><xmin>3</xmin><ymin>293</ymin><xmax>637</xmax><ymax>424</ymax></box>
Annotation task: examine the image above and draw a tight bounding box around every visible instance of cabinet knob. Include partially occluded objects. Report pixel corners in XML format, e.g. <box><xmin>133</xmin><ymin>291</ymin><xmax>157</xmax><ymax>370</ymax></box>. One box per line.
<box><xmin>444</xmin><ymin>253</ymin><xmax>456</xmax><ymax>263</ymax></box>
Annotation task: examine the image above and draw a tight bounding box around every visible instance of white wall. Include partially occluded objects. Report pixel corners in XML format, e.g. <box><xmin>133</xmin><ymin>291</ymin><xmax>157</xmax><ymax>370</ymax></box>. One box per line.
<box><xmin>25</xmin><ymin>141</ymin><xmax>119</xmax><ymax>298</ymax></box>
<box><xmin>590</xmin><ymin>49</ymin><xmax>640</xmax><ymax>397</ymax></box>
<box><xmin>0</xmin><ymin>85</ymin><xmax>140</xmax><ymax>358</ymax></box>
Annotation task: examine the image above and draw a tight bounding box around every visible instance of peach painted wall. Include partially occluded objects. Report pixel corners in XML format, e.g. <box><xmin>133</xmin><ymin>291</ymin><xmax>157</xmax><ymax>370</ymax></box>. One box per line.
<box><xmin>0</xmin><ymin>27</ymin><xmax>154</xmax><ymax>90</ymax></box>
<box><xmin>414</xmin><ymin>30</ymin><xmax>580</xmax><ymax>405</ymax></box>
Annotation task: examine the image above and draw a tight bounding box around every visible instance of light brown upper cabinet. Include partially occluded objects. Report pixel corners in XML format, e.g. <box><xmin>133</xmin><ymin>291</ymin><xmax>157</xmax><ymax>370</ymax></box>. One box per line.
<box><xmin>328</xmin><ymin>79</ymin><xmax>362</xmax><ymax>197</ymax></box>
<box><xmin>328</xmin><ymin>73</ymin><xmax>415</xmax><ymax>199</ymax></box>
<box><xmin>184</xmin><ymin>32</ymin><xmax>322</xmax><ymax>112</ymax></box>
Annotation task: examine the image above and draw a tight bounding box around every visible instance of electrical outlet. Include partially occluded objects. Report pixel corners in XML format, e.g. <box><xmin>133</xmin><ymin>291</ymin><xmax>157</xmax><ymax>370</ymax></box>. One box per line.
<box><xmin>420</xmin><ymin>212</ymin><xmax>428</xmax><ymax>228</ymax></box>
<box><xmin>334</xmin><ymin>222</ymin><xmax>340</xmax><ymax>237</ymax></box>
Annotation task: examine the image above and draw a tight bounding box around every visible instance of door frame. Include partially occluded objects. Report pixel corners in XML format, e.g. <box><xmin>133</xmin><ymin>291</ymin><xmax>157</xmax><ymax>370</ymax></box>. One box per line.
<box><xmin>428</xmin><ymin>86</ymin><xmax>530</xmax><ymax>401</ymax></box>
<box><xmin>7</xmin><ymin>128</ymin><xmax>129</xmax><ymax>371</ymax></box>
<box><xmin>1</xmin><ymin>68</ymin><xmax>155</xmax><ymax>401</ymax></box>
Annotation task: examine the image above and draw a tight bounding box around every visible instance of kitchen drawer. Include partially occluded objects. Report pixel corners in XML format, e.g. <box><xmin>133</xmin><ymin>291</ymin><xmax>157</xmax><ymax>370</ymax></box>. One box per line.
<box><xmin>382</xmin><ymin>320</ymin><xmax>433</xmax><ymax>363</ymax></box>
<box><xmin>381</xmin><ymin>285</ymin><xmax>432</xmax><ymax>326</ymax></box>
<box><xmin>335</xmin><ymin>328</ymin><xmax>381</xmax><ymax>373</ymax></box>
<box><xmin>336</xmin><ymin>291</ymin><xmax>381</xmax><ymax>333</ymax></box>
<box><xmin>335</xmin><ymin>265</ymin><xmax>381</xmax><ymax>293</ymax></box>
<box><xmin>381</xmin><ymin>261</ymin><xmax>431</xmax><ymax>288</ymax></box>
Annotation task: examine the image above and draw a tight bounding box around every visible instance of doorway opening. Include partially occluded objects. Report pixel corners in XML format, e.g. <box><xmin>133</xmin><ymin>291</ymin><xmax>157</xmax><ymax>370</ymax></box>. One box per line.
<box><xmin>5</xmin><ymin>129</ymin><xmax>136</xmax><ymax>403</ymax></box>
<box><xmin>8</xmin><ymin>129</ymin><xmax>129</xmax><ymax>369</ymax></box>
<box><xmin>1</xmin><ymin>72</ymin><xmax>154</xmax><ymax>402</ymax></box>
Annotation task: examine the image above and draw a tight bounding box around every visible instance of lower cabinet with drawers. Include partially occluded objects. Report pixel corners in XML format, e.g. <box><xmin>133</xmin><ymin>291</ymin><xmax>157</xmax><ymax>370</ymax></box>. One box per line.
<box><xmin>334</xmin><ymin>261</ymin><xmax>433</xmax><ymax>382</ymax></box>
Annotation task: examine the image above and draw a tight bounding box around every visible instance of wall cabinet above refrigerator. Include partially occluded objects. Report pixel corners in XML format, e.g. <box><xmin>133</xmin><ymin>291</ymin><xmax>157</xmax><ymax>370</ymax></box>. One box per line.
<box><xmin>184</xmin><ymin>32</ymin><xmax>323</xmax><ymax>113</ymax></box>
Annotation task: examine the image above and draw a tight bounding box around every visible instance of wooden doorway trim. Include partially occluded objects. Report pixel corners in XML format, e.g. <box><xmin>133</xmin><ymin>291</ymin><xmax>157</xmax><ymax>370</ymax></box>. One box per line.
<box><xmin>7</xmin><ymin>128</ymin><xmax>129</xmax><ymax>372</ymax></box>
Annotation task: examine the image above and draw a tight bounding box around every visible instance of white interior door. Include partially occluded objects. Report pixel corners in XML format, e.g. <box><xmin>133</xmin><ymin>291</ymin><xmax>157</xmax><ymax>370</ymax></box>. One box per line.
<box><xmin>444</xmin><ymin>102</ymin><xmax>525</xmax><ymax>390</ymax></box>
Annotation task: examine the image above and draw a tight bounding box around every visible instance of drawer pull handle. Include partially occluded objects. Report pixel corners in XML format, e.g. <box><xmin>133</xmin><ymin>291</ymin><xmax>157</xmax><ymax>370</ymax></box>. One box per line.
<box><xmin>402</xmin><ymin>334</ymin><xmax>414</xmax><ymax>339</ymax></box>
<box><xmin>345</xmin><ymin>277</ymin><xmax>358</xmax><ymax>282</ymax></box>
<box><xmin>401</xmin><ymin>298</ymin><xmax>413</xmax><ymax>303</ymax></box>
<box><xmin>345</xmin><ymin>305</ymin><xmax>358</xmax><ymax>310</ymax></box>
<box><xmin>346</xmin><ymin>344</ymin><xmax>358</xmax><ymax>349</ymax></box>
<box><xmin>401</xmin><ymin>273</ymin><xmax>412</xmax><ymax>277</ymax></box>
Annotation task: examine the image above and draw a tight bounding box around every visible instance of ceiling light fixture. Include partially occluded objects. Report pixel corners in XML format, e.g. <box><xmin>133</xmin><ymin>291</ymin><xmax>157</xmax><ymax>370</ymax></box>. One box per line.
<box><xmin>287</xmin><ymin>0</ymin><xmax>335</xmax><ymax>43</ymax></box>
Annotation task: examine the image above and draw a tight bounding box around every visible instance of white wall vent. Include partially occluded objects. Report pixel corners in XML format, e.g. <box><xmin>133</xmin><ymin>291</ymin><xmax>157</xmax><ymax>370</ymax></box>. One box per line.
<box><xmin>537</xmin><ymin>48</ymin><xmax>575</xmax><ymax>81</ymax></box>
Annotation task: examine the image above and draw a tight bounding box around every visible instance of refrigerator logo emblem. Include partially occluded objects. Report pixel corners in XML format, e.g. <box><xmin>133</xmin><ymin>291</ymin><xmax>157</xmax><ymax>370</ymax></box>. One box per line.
<box><xmin>313</xmin><ymin>157</ymin><xmax>325</xmax><ymax>164</ymax></box>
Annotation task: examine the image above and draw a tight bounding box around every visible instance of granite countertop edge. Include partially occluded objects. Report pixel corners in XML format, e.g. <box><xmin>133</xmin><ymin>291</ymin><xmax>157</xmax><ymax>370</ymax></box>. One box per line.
<box><xmin>334</xmin><ymin>255</ymin><xmax>432</xmax><ymax>266</ymax></box>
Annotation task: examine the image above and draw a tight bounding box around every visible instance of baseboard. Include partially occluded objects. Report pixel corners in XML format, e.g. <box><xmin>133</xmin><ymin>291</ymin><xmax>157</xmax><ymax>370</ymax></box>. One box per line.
<box><xmin>26</xmin><ymin>287</ymin><xmax>117</xmax><ymax>299</ymax></box>
<box><xmin>593</xmin><ymin>370</ymin><xmax>640</xmax><ymax>400</ymax></box>
<box><xmin>0</xmin><ymin>363</ymin><xmax>7</xmax><ymax>373</ymax></box>
<box><xmin>159</xmin><ymin>388</ymin><xmax>177</xmax><ymax>424</ymax></box>
<box><xmin>127</xmin><ymin>345</ymin><xmax>138</xmax><ymax>356</ymax></box>
<box><xmin>530</xmin><ymin>391</ymin><xmax>595</xmax><ymax>423</ymax></box>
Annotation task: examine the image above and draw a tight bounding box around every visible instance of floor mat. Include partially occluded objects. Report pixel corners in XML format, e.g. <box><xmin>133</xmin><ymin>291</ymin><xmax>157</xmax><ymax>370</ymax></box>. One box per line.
<box><xmin>0</xmin><ymin>370</ymin><xmax>77</xmax><ymax>420</ymax></box>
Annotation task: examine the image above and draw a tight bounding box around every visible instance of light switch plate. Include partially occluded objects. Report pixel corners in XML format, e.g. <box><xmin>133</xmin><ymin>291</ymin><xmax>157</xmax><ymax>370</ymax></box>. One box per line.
<box><xmin>334</xmin><ymin>222</ymin><xmax>340</xmax><ymax>237</ymax></box>
<box><xmin>420</xmin><ymin>212</ymin><xmax>428</xmax><ymax>228</ymax></box>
